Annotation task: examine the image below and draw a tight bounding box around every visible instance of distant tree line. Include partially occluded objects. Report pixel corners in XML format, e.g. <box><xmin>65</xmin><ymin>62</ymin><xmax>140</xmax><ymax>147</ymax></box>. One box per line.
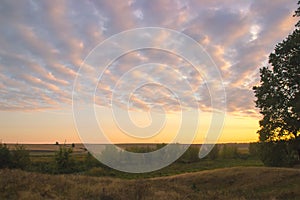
<box><xmin>0</xmin><ymin>142</ymin><xmax>254</xmax><ymax>175</ymax></box>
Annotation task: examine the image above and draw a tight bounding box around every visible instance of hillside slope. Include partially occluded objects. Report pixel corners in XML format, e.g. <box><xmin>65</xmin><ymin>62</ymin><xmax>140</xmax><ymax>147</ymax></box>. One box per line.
<box><xmin>1</xmin><ymin>167</ymin><xmax>299</xmax><ymax>200</ymax></box>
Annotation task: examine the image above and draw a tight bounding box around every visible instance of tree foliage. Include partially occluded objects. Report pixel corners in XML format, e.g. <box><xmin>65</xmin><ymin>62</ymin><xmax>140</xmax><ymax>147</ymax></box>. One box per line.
<box><xmin>253</xmin><ymin>2</ymin><xmax>300</xmax><ymax>166</ymax></box>
<box><xmin>295</xmin><ymin>1</ymin><xmax>300</xmax><ymax>27</ymax></box>
<box><xmin>253</xmin><ymin>1</ymin><xmax>300</xmax><ymax>142</ymax></box>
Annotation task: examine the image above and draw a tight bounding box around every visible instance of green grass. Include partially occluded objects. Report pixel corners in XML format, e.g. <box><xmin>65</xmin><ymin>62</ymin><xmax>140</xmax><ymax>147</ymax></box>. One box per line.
<box><xmin>25</xmin><ymin>143</ymin><xmax>262</xmax><ymax>179</ymax></box>
<box><xmin>29</xmin><ymin>151</ymin><xmax>263</xmax><ymax>179</ymax></box>
<box><xmin>2</xmin><ymin>144</ymin><xmax>299</xmax><ymax>199</ymax></box>
<box><xmin>89</xmin><ymin>158</ymin><xmax>264</xmax><ymax>179</ymax></box>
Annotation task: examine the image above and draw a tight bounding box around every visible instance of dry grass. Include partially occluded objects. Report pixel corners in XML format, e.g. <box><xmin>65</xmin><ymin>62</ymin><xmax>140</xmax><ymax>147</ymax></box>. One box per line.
<box><xmin>1</xmin><ymin>167</ymin><xmax>300</xmax><ymax>200</ymax></box>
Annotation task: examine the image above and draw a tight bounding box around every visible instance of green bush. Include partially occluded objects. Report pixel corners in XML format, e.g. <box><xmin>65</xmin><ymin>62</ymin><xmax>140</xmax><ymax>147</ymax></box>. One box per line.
<box><xmin>258</xmin><ymin>141</ymin><xmax>298</xmax><ymax>167</ymax></box>
<box><xmin>11</xmin><ymin>144</ymin><xmax>31</xmax><ymax>170</ymax></box>
<box><xmin>0</xmin><ymin>143</ymin><xmax>11</xmax><ymax>168</ymax></box>
<box><xmin>221</xmin><ymin>145</ymin><xmax>239</xmax><ymax>159</ymax></box>
<box><xmin>179</xmin><ymin>146</ymin><xmax>199</xmax><ymax>163</ymax></box>
<box><xmin>54</xmin><ymin>145</ymin><xmax>75</xmax><ymax>173</ymax></box>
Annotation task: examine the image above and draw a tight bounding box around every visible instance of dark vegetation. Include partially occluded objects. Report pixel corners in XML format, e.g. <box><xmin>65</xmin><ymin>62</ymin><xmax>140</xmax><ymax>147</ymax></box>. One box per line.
<box><xmin>0</xmin><ymin>142</ymin><xmax>265</xmax><ymax>179</ymax></box>
<box><xmin>0</xmin><ymin>143</ymin><xmax>30</xmax><ymax>170</ymax></box>
<box><xmin>253</xmin><ymin>1</ymin><xmax>300</xmax><ymax>167</ymax></box>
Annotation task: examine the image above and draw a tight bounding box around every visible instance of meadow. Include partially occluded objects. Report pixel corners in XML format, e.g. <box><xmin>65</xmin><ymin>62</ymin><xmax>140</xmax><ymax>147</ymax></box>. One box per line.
<box><xmin>1</xmin><ymin>143</ymin><xmax>300</xmax><ymax>199</ymax></box>
<box><xmin>1</xmin><ymin>167</ymin><xmax>300</xmax><ymax>199</ymax></box>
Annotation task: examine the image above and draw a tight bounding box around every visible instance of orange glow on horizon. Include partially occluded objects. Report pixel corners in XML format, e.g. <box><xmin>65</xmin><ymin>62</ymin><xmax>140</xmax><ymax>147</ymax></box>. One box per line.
<box><xmin>0</xmin><ymin>109</ymin><xmax>259</xmax><ymax>144</ymax></box>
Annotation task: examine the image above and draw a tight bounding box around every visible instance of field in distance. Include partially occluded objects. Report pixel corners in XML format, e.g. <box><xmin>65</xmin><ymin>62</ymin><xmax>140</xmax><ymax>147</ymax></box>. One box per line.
<box><xmin>6</xmin><ymin>143</ymin><xmax>250</xmax><ymax>153</ymax></box>
<box><xmin>1</xmin><ymin>166</ymin><xmax>299</xmax><ymax>200</ymax></box>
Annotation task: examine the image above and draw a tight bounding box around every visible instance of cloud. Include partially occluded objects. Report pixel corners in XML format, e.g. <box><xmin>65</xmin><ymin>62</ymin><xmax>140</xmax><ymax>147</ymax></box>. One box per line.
<box><xmin>0</xmin><ymin>0</ymin><xmax>298</xmax><ymax>117</ymax></box>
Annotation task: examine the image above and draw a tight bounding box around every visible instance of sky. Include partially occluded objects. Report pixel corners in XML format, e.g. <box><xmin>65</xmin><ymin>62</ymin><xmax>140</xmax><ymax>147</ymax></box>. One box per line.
<box><xmin>0</xmin><ymin>0</ymin><xmax>298</xmax><ymax>144</ymax></box>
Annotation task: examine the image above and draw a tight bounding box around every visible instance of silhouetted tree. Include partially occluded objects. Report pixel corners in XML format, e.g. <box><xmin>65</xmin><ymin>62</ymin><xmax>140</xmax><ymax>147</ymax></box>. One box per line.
<box><xmin>253</xmin><ymin>1</ymin><xmax>300</xmax><ymax>166</ymax></box>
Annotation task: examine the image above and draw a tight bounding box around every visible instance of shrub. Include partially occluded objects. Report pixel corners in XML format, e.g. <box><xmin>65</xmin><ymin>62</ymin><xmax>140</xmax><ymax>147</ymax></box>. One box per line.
<box><xmin>258</xmin><ymin>141</ymin><xmax>298</xmax><ymax>167</ymax></box>
<box><xmin>85</xmin><ymin>152</ymin><xmax>101</xmax><ymax>169</ymax></box>
<box><xmin>54</xmin><ymin>145</ymin><xmax>75</xmax><ymax>173</ymax></box>
<box><xmin>11</xmin><ymin>144</ymin><xmax>31</xmax><ymax>170</ymax></box>
<box><xmin>207</xmin><ymin>145</ymin><xmax>219</xmax><ymax>160</ymax></box>
<box><xmin>179</xmin><ymin>146</ymin><xmax>199</xmax><ymax>163</ymax></box>
<box><xmin>221</xmin><ymin>145</ymin><xmax>239</xmax><ymax>159</ymax></box>
<box><xmin>0</xmin><ymin>143</ymin><xmax>11</xmax><ymax>168</ymax></box>
<box><xmin>249</xmin><ymin>142</ymin><xmax>260</xmax><ymax>158</ymax></box>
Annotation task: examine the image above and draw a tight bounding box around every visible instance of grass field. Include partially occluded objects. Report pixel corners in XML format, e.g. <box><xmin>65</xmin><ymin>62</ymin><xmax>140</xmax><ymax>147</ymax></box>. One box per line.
<box><xmin>2</xmin><ymin>143</ymin><xmax>299</xmax><ymax>199</ymax></box>
<box><xmin>84</xmin><ymin>158</ymin><xmax>263</xmax><ymax>179</ymax></box>
<box><xmin>15</xmin><ymin>143</ymin><xmax>264</xmax><ymax>179</ymax></box>
<box><xmin>1</xmin><ymin>167</ymin><xmax>300</xmax><ymax>199</ymax></box>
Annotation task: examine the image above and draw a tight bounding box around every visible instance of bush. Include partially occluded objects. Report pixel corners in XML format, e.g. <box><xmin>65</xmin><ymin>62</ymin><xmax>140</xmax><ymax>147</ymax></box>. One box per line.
<box><xmin>258</xmin><ymin>141</ymin><xmax>298</xmax><ymax>167</ymax></box>
<box><xmin>179</xmin><ymin>146</ymin><xmax>199</xmax><ymax>163</ymax></box>
<box><xmin>85</xmin><ymin>152</ymin><xmax>101</xmax><ymax>169</ymax></box>
<box><xmin>0</xmin><ymin>143</ymin><xmax>11</xmax><ymax>168</ymax></box>
<box><xmin>221</xmin><ymin>145</ymin><xmax>239</xmax><ymax>159</ymax></box>
<box><xmin>249</xmin><ymin>142</ymin><xmax>260</xmax><ymax>158</ymax></box>
<box><xmin>11</xmin><ymin>144</ymin><xmax>31</xmax><ymax>170</ymax></box>
<box><xmin>207</xmin><ymin>145</ymin><xmax>219</xmax><ymax>160</ymax></box>
<box><xmin>54</xmin><ymin>145</ymin><xmax>75</xmax><ymax>173</ymax></box>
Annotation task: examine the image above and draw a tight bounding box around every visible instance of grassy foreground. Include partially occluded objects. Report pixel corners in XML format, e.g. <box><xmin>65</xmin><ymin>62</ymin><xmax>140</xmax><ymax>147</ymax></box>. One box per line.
<box><xmin>1</xmin><ymin>167</ymin><xmax>300</xmax><ymax>200</ymax></box>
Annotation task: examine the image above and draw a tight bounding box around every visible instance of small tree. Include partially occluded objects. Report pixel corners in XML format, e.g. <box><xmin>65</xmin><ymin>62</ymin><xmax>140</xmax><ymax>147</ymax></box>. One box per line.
<box><xmin>54</xmin><ymin>145</ymin><xmax>74</xmax><ymax>173</ymax></box>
